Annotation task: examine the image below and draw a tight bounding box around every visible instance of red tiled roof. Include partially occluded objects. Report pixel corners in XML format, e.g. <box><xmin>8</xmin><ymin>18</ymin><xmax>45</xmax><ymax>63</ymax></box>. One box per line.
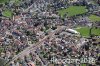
<box><xmin>14</xmin><ymin>16</ymin><xmax>21</xmax><ymax>19</ymax></box>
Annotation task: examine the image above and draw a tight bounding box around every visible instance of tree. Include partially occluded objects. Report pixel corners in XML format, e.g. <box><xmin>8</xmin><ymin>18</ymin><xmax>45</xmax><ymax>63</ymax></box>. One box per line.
<box><xmin>25</xmin><ymin>30</ymin><xmax>33</xmax><ymax>36</ymax></box>
<box><xmin>51</xmin><ymin>26</ymin><xmax>57</xmax><ymax>30</ymax></box>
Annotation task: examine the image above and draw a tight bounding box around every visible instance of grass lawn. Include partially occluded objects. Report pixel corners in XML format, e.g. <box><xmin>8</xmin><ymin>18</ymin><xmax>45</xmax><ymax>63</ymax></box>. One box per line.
<box><xmin>80</xmin><ymin>64</ymin><xmax>87</xmax><ymax>66</ymax></box>
<box><xmin>58</xmin><ymin>6</ymin><xmax>87</xmax><ymax>17</ymax></box>
<box><xmin>75</xmin><ymin>27</ymin><xmax>100</xmax><ymax>37</ymax></box>
<box><xmin>89</xmin><ymin>15</ymin><xmax>100</xmax><ymax>22</ymax></box>
<box><xmin>0</xmin><ymin>0</ymin><xmax>20</xmax><ymax>4</ymax></box>
<box><xmin>12</xmin><ymin>0</ymin><xmax>21</xmax><ymax>5</ymax></box>
<box><xmin>0</xmin><ymin>48</ymin><xmax>4</xmax><ymax>53</ymax></box>
<box><xmin>2</xmin><ymin>9</ymin><xmax>13</xmax><ymax>18</ymax></box>
<box><xmin>0</xmin><ymin>0</ymin><xmax>8</xmax><ymax>3</ymax></box>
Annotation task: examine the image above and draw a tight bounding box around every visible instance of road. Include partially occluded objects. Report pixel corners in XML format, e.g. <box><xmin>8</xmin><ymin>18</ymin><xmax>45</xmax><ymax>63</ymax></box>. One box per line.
<box><xmin>23</xmin><ymin>4</ymin><xmax>34</xmax><ymax>12</ymax></box>
<box><xmin>7</xmin><ymin>26</ymin><xmax>66</xmax><ymax>65</ymax></box>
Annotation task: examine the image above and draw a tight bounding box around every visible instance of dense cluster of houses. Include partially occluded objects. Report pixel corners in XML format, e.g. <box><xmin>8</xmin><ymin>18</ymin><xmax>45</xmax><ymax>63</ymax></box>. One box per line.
<box><xmin>0</xmin><ymin>0</ymin><xmax>100</xmax><ymax>66</ymax></box>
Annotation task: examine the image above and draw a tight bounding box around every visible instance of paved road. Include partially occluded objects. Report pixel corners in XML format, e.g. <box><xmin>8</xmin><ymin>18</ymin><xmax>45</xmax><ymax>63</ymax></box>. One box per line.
<box><xmin>7</xmin><ymin>26</ymin><xmax>66</xmax><ymax>65</ymax></box>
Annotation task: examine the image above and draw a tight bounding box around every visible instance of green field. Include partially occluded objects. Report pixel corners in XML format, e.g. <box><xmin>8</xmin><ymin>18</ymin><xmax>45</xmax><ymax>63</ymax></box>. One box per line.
<box><xmin>75</xmin><ymin>27</ymin><xmax>100</xmax><ymax>37</ymax></box>
<box><xmin>58</xmin><ymin>6</ymin><xmax>87</xmax><ymax>17</ymax></box>
<box><xmin>2</xmin><ymin>9</ymin><xmax>13</xmax><ymax>18</ymax></box>
<box><xmin>0</xmin><ymin>0</ymin><xmax>20</xmax><ymax>4</ymax></box>
<box><xmin>81</xmin><ymin>64</ymin><xmax>87</xmax><ymax>66</ymax></box>
<box><xmin>89</xmin><ymin>15</ymin><xmax>100</xmax><ymax>22</ymax></box>
<box><xmin>0</xmin><ymin>0</ymin><xmax>9</xmax><ymax>3</ymax></box>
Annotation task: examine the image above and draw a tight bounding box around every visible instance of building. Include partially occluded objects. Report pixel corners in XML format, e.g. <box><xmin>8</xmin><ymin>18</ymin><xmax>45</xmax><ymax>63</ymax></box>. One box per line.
<box><xmin>66</xmin><ymin>29</ymin><xmax>80</xmax><ymax>34</ymax></box>
<box><xmin>27</xmin><ymin>62</ymin><xmax>35</xmax><ymax>66</ymax></box>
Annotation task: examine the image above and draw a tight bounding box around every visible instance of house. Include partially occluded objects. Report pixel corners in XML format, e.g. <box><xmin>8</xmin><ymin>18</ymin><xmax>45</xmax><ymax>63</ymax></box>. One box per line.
<box><xmin>68</xmin><ymin>0</ymin><xmax>78</xmax><ymax>3</ymax></box>
<box><xmin>13</xmin><ymin>16</ymin><xmax>21</xmax><ymax>22</ymax></box>
<box><xmin>0</xmin><ymin>36</ymin><xmax>4</xmax><ymax>42</ymax></box>
<box><xmin>12</xmin><ymin>30</ymin><xmax>22</xmax><ymax>36</ymax></box>
<box><xmin>27</xmin><ymin>62</ymin><xmax>35</xmax><ymax>66</ymax></box>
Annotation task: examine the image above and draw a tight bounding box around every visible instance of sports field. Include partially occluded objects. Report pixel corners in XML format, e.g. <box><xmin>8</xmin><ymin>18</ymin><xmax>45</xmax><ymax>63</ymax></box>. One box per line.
<box><xmin>58</xmin><ymin>6</ymin><xmax>87</xmax><ymax>17</ymax></box>
<box><xmin>89</xmin><ymin>15</ymin><xmax>100</xmax><ymax>22</ymax></box>
<box><xmin>75</xmin><ymin>27</ymin><xmax>100</xmax><ymax>37</ymax></box>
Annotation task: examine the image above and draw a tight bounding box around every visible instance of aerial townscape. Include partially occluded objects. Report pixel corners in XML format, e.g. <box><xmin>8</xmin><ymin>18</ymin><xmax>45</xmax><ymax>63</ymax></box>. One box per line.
<box><xmin>0</xmin><ymin>0</ymin><xmax>100</xmax><ymax>66</ymax></box>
